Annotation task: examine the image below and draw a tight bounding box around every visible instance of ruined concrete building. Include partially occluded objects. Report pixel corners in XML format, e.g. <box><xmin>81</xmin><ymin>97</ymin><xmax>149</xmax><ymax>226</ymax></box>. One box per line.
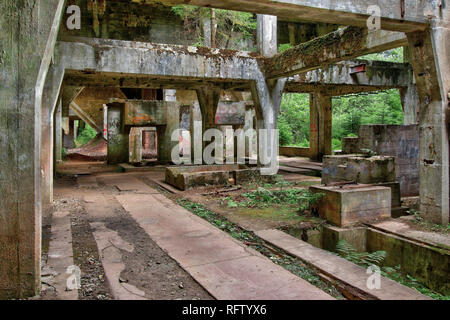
<box><xmin>0</xmin><ymin>0</ymin><xmax>448</xmax><ymax>301</ymax></box>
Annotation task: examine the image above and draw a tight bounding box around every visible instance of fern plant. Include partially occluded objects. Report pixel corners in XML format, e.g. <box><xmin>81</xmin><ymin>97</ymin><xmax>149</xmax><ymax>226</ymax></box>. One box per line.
<box><xmin>336</xmin><ymin>240</ymin><xmax>386</xmax><ymax>268</ymax></box>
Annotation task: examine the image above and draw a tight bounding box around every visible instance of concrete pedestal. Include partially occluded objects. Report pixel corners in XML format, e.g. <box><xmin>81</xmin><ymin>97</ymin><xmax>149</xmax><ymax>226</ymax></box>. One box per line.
<box><xmin>311</xmin><ymin>185</ymin><xmax>391</xmax><ymax>227</ymax></box>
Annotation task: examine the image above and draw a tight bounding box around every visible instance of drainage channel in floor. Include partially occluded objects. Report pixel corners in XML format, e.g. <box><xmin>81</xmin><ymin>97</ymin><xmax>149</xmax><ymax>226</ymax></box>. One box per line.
<box><xmin>280</xmin><ymin>222</ymin><xmax>450</xmax><ymax>299</ymax></box>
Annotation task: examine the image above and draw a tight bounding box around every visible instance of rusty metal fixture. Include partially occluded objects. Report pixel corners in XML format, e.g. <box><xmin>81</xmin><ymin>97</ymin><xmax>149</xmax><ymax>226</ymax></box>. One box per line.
<box><xmin>349</xmin><ymin>64</ymin><xmax>366</xmax><ymax>74</ymax></box>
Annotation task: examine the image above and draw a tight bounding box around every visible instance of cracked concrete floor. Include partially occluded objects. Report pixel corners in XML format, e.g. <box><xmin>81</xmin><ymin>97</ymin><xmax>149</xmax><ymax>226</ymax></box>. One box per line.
<box><xmin>47</xmin><ymin>171</ymin><xmax>333</xmax><ymax>300</ymax></box>
<box><xmin>49</xmin><ymin>174</ymin><xmax>213</xmax><ymax>300</ymax></box>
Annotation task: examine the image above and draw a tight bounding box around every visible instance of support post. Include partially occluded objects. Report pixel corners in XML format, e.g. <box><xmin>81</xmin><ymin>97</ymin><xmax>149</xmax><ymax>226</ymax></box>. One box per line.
<box><xmin>157</xmin><ymin>103</ymin><xmax>180</xmax><ymax>164</ymax></box>
<box><xmin>310</xmin><ymin>92</ymin><xmax>332</xmax><ymax>161</ymax></box>
<box><xmin>0</xmin><ymin>0</ymin><xmax>65</xmax><ymax>299</ymax></box>
<box><xmin>406</xmin><ymin>18</ymin><xmax>450</xmax><ymax>225</ymax></box>
<box><xmin>196</xmin><ymin>87</ymin><xmax>221</xmax><ymax>163</ymax></box>
<box><xmin>107</xmin><ymin>103</ymin><xmax>129</xmax><ymax>164</ymax></box>
<box><xmin>55</xmin><ymin>99</ymin><xmax>63</xmax><ymax>163</ymax></box>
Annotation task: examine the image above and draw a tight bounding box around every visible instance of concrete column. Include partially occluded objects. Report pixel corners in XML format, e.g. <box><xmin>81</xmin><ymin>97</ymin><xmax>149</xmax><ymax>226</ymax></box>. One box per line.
<box><xmin>400</xmin><ymin>84</ymin><xmax>420</xmax><ymax>125</ymax></box>
<box><xmin>190</xmin><ymin>103</ymin><xmax>203</xmax><ymax>164</ymax></box>
<box><xmin>252</xmin><ymin>79</ymin><xmax>286</xmax><ymax>173</ymax></box>
<box><xmin>407</xmin><ymin>19</ymin><xmax>450</xmax><ymax>225</ymax></box>
<box><xmin>319</xmin><ymin>94</ymin><xmax>333</xmax><ymax>158</ymax></box>
<box><xmin>157</xmin><ymin>103</ymin><xmax>180</xmax><ymax>164</ymax></box>
<box><xmin>0</xmin><ymin>0</ymin><xmax>65</xmax><ymax>299</ymax></box>
<box><xmin>55</xmin><ymin>99</ymin><xmax>63</xmax><ymax>163</ymax></box>
<box><xmin>257</xmin><ymin>14</ymin><xmax>278</xmax><ymax>57</ymax></box>
<box><xmin>196</xmin><ymin>87</ymin><xmax>221</xmax><ymax>162</ymax></box>
<box><xmin>309</xmin><ymin>93</ymin><xmax>320</xmax><ymax>160</ymax></box>
<box><xmin>310</xmin><ymin>92</ymin><xmax>332</xmax><ymax>161</ymax></box>
<box><xmin>254</xmin><ymin>14</ymin><xmax>284</xmax><ymax>173</ymax></box>
<box><xmin>64</xmin><ymin>120</ymin><xmax>76</xmax><ymax>149</ymax></box>
<box><xmin>244</xmin><ymin>106</ymin><xmax>257</xmax><ymax>160</ymax></box>
<box><xmin>107</xmin><ymin>103</ymin><xmax>129</xmax><ymax>164</ymax></box>
<box><xmin>41</xmin><ymin>64</ymin><xmax>64</xmax><ymax>209</ymax></box>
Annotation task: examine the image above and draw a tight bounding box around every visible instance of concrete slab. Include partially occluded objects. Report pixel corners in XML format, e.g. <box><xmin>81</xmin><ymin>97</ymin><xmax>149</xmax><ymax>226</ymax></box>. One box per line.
<box><xmin>45</xmin><ymin>211</ymin><xmax>78</xmax><ymax>300</ymax></box>
<box><xmin>186</xmin><ymin>256</ymin><xmax>333</xmax><ymax>300</ymax></box>
<box><xmin>256</xmin><ymin>229</ymin><xmax>431</xmax><ymax>300</ymax></box>
<box><xmin>368</xmin><ymin>219</ymin><xmax>450</xmax><ymax>250</ymax></box>
<box><xmin>115</xmin><ymin>190</ymin><xmax>334</xmax><ymax>300</ymax></box>
<box><xmin>100</xmin><ymin>174</ymin><xmax>158</xmax><ymax>193</ymax></box>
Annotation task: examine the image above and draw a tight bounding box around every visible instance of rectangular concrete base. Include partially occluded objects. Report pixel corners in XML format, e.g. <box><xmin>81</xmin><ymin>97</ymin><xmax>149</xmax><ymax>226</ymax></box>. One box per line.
<box><xmin>165</xmin><ymin>165</ymin><xmax>270</xmax><ymax>191</ymax></box>
<box><xmin>311</xmin><ymin>184</ymin><xmax>391</xmax><ymax>227</ymax></box>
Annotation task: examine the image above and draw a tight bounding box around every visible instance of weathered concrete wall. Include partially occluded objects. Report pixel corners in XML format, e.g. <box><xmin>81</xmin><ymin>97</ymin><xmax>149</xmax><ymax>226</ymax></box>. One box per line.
<box><xmin>367</xmin><ymin>228</ymin><xmax>450</xmax><ymax>295</ymax></box>
<box><xmin>358</xmin><ymin>125</ymin><xmax>419</xmax><ymax>197</ymax></box>
<box><xmin>0</xmin><ymin>0</ymin><xmax>66</xmax><ymax>299</ymax></box>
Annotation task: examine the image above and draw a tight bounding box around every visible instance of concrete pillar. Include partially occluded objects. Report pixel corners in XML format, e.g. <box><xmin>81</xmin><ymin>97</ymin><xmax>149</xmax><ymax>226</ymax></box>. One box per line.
<box><xmin>157</xmin><ymin>103</ymin><xmax>180</xmax><ymax>164</ymax></box>
<box><xmin>254</xmin><ymin>14</ymin><xmax>284</xmax><ymax>173</ymax></box>
<box><xmin>407</xmin><ymin>18</ymin><xmax>450</xmax><ymax>225</ymax></box>
<box><xmin>64</xmin><ymin>120</ymin><xmax>76</xmax><ymax>149</ymax></box>
<box><xmin>400</xmin><ymin>84</ymin><xmax>420</xmax><ymax>125</ymax></box>
<box><xmin>41</xmin><ymin>64</ymin><xmax>64</xmax><ymax>209</ymax></box>
<box><xmin>244</xmin><ymin>106</ymin><xmax>257</xmax><ymax>160</ymax></box>
<box><xmin>107</xmin><ymin>103</ymin><xmax>129</xmax><ymax>164</ymax></box>
<box><xmin>55</xmin><ymin>99</ymin><xmax>63</xmax><ymax>163</ymax></box>
<box><xmin>257</xmin><ymin>14</ymin><xmax>278</xmax><ymax>57</ymax></box>
<box><xmin>0</xmin><ymin>0</ymin><xmax>65</xmax><ymax>299</ymax></box>
<box><xmin>310</xmin><ymin>94</ymin><xmax>319</xmax><ymax>160</ymax></box>
<box><xmin>196</xmin><ymin>87</ymin><xmax>221</xmax><ymax>162</ymax></box>
<box><xmin>190</xmin><ymin>103</ymin><xmax>203</xmax><ymax>164</ymax></box>
<box><xmin>310</xmin><ymin>92</ymin><xmax>332</xmax><ymax>161</ymax></box>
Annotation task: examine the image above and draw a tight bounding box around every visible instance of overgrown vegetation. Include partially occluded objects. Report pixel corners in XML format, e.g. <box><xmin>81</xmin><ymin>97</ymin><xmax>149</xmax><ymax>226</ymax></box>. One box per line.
<box><xmin>335</xmin><ymin>240</ymin><xmax>449</xmax><ymax>300</ymax></box>
<box><xmin>278</xmin><ymin>48</ymin><xmax>405</xmax><ymax>150</ymax></box>
<box><xmin>177</xmin><ymin>199</ymin><xmax>343</xmax><ymax>299</ymax></box>
<box><xmin>336</xmin><ymin>240</ymin><xmax>386</xmax><ymax>268</ymax></box>
<box><xmin>223</xmin><ymin>187</ymin><xmax>324</xmax><ymax>214</ymax></box>
<box><xmin>75</xmin><ymin>124</ymin><xmax>97</xmax><ymax>148</ymax></box>
<box><xmin>171</xmin><ymin>5</ymin><xmax>256</xmax><ymax>49</ymax></box>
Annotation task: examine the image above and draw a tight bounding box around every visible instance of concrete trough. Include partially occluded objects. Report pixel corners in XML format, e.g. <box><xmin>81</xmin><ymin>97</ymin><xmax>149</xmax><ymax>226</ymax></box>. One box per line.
<box><xmin>165</xmin><ymin>165</ymin><xmax>268</xmax><ymax>191</ymax></box>
<box><xmin>310</xmin><ymin>184</ymin><xmax>392</xmax><ymax>227</ymax></box>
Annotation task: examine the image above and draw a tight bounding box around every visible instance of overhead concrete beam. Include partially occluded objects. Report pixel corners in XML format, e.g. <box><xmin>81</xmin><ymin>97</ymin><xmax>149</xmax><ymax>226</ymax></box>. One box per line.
<box><xmin>70</xmin><ymin>101</ymin><xmax>103</xmax><ymax>134</ymax></box>
<box><xmin>56</xmin><ymin>38</ymin><xmax>410</xmax><ymax>96</ymax></box>
<box><xmin>55</xmin><ymin>37</ymin><xmax>263</xmax><ymax>83</ymax></box>
<box><xmin>150</xmin><ymin>0</ymin><xmax>432</xmax><ymax>32</ymax></box>
<box><xmin>286</xmin><ymin>59</ymin><xmax>414</xmax><ymax>94</ymax></box>
<box><xmin>266</xmin><ymin>26</ymin><xmax>408</xmax><ymax>79</ymax></box>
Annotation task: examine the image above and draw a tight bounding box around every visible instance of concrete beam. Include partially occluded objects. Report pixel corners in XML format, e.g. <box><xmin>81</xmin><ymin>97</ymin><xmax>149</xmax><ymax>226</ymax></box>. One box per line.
<box><xmin>266</xmin><ymin>26</ymin><xmax>409</xmax><ymax>79</ymax></box>
<box><xmin>55</xmin><ymin>37</ymin><xmax>263</xmax><ymax>84</ymax></box>
<box><xmin>151</xmin><ymin>0</ymin><xmax>431</xmax><ymax>32</ymax></box>
<box><xmin>286</xmin><ymin>59</ymin><xmax>414</xmax><ymax>94</ymax></box>
<box><xmin>70</xmin><ymin>101</ymin><xmax>103</xmax><ymax>134</ymax></box>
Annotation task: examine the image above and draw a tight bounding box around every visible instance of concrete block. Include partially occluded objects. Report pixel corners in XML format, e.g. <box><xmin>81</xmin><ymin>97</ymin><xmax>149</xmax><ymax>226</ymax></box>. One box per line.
<box><xmin>322</xmin><ymin>225</ymin><xmax>367</xmax><ymax>253</ymax></box>
<box><xmin>322</xmin><ymin>155</ymin><xmax>396</xmax><ymax>185</ymax></box>
<box><xmin>342</xmin><ymin>137</ymin><xmax>360</xmax><ymax>154</ymax></box>
<box><xmin>310</xmin><ymin>185</ymin><xmax>391</xmax><ymax>227</ymax></box>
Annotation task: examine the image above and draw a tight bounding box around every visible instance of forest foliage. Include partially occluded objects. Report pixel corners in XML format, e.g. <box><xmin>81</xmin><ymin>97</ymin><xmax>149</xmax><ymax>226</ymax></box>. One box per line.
<box><xmin>279</xmin><ymin>48</ymin><xmax>405</xmax><ymax>150</ymax></box>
